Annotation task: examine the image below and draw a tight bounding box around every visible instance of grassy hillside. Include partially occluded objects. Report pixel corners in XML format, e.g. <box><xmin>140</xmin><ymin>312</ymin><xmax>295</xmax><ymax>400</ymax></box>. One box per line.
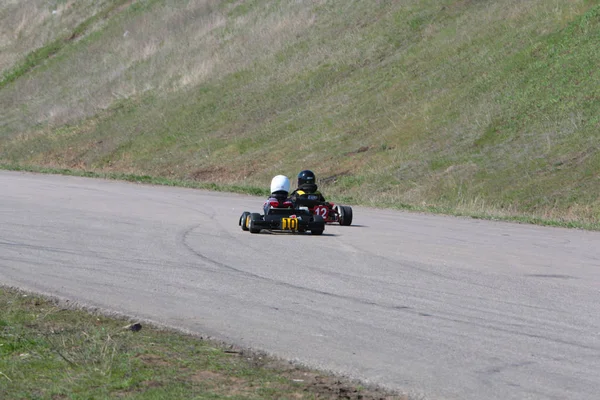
<box><xmin>1</xmin><ymin>0</ymin><xmax>599</xmax><ymax>225</ymax></box>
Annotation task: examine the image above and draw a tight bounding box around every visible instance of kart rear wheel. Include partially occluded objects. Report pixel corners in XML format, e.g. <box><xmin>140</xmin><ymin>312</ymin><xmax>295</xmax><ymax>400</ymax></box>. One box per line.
<box><xmin>249</xmin><ymin>213</ymin><xmax>262</xmax><ymax>234</ymax></box>
<box><xmin>340</xmin><ymin>205</ymin><xmax>353</xmax><ymax>226</ymax></box>
<box><xmin>240</xmin><ymin>211</ymin><xmax>250</xmax><ymax>231</ymax></box>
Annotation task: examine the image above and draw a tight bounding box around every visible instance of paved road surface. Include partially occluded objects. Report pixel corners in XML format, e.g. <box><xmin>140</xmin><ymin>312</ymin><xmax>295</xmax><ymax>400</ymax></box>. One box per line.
<box><xmin>1</xmin><ymin>171</ymin><xmax>599</xmax><ymax>400</ymax></box>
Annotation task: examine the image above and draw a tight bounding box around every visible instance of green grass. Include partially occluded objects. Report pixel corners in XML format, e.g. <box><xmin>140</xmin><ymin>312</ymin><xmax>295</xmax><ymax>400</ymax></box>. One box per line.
<box><xmin>0</xmin><ymin>0</ymin><xmax>599</xmax><ymax>226</ymax></box>
<box><xmin>0</xmin><ymin>286</ymin><xmax>400</xmax><ymax>399</ymax></box>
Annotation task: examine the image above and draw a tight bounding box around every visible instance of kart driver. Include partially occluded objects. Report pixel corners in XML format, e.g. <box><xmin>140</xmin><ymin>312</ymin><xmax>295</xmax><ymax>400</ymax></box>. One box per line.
<box><xmin>289</xmin><ymin>170</ymin><xmax>326</xmax><ymax>203</ymax></box>
<box><xmin>264</xmin><ymin>175</ymin><xmax>293</xmax><ymax>213</ymax></box>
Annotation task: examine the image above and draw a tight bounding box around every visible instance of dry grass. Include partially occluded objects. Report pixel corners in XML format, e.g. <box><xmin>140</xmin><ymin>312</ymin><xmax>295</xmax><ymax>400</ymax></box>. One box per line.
<box><xmin>0</xmin><ymin>0</ymin><xmax>112</xmax><ymax>73</ymax></box>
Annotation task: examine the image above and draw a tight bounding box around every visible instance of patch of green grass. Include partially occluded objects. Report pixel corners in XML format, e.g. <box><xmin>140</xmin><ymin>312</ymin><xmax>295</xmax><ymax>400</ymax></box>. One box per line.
<box><xmin>1</xmin><ymin>286</ymin><xmax>399</xmax><ymax>399</ymax></box>
<box><xmin>0</xmin><ymin>39</ymin><xmax>62</xmax><ymax>88</ymax></box>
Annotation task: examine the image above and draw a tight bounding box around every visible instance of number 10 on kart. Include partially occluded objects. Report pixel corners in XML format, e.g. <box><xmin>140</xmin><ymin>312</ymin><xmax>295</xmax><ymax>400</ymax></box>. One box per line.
<box><xmin>281</xmin><ymin>218</ymin><xmax>299</xmax><ymax>231</ymax></box>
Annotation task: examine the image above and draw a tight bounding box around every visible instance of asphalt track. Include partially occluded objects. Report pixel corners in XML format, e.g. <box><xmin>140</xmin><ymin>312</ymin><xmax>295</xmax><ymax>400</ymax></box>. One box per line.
<box><xmin>1</xmin><ymin>170</ymin><xmax>599</xmax><ymax>400</ymax></box>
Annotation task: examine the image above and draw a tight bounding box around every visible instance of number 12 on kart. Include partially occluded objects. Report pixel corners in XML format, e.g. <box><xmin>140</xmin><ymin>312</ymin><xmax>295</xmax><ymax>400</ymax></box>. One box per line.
<box><xmin>281</xmin><ymin>218</ymin><xmax>299</xmax><ymax>231</ymax></box>
<box><xmin>313</xmin><ymin>205</ymin><xmax>329</xmax><ymax>218</ymax></box>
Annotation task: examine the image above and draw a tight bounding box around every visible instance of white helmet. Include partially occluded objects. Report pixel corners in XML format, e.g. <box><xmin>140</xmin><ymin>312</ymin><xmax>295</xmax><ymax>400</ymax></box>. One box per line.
<box><xmin>270</xmin><ymin>175</ymin><xmax>290</xmax><ymax>194</ymax></box>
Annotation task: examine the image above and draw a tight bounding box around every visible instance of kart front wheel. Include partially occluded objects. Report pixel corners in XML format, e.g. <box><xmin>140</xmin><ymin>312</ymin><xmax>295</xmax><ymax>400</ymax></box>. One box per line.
<box><xmin>240</xmin><ymin>211</ymin><xmax>250</xmax><ymax>231</ymax></box>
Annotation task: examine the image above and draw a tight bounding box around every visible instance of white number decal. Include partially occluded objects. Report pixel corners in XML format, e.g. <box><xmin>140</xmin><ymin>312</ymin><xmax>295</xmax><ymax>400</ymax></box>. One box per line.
<box><xmin>314</xmin><ymin>205</ymin><xmax>329</xmax><ymax>218</ymax></box>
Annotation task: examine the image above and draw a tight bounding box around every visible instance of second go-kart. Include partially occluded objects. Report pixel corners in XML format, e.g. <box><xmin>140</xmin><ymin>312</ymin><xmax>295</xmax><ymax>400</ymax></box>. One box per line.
<box><xmin>239</xmin><ymin>206</ymin><xmax>325</xmax><ymax>235</ymax></box>
<box><xmin>293</xmin><ymin>198</ymin><xmax>353</xmax><ymax>226</ymax></box>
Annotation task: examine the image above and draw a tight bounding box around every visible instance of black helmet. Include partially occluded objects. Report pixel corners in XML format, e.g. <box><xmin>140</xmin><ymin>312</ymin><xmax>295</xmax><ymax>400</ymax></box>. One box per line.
<box><xmin>297</xmin><ymin>170</ymin><xmax>316</xmax><ymax>186</ymax></box>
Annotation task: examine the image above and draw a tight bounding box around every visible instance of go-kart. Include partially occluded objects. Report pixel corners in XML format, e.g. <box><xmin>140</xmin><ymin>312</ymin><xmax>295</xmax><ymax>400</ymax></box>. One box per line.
<box><xmin>293</xmin><ymin>198</ymin><xmax>353</xmax><ymax>226</ymax></box>
<box><xmin>239</xmin><ymin>202</ymin><xmax>325</xmax><ymax>235</ymax></box>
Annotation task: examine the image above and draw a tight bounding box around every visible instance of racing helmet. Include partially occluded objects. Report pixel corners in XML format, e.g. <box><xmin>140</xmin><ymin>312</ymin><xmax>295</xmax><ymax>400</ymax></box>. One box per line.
<box><xmin>297</xmin><ymin>170</ymin><xmax>316</xmax><ymax>186</ymax></box>
<box><xmin>270</xmin><ymin>175</ymin><xmax>290</xmax><ymax>194</ymax></box>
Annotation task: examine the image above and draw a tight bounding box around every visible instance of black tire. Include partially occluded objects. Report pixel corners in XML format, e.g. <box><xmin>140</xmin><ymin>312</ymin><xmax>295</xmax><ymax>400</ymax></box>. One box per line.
<box><xmin>311</xmin><ymin>215</ymin><xmax>325</xmax><ymax>235</ymax></box>
<box><xmin>240</xmin><ymin>211</ymin><xmax>250</xmax><ymax>231</ymax></box>
<box><xmin>340</xmin><ymin>205</ymin><xmax>353</xmax><ymax>226</ymax></box>
<box><xmin>249</xmin><ymin>213</ymin><xmax>262</xmax><ymax>234</ymax></box>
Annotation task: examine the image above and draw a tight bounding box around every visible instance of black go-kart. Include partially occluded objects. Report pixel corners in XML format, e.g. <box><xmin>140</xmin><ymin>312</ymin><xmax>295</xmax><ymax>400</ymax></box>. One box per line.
<box><xmin>239</xmin><ymin>206</ymin><xmax>325</xmax><ymax>235</ymax></box>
